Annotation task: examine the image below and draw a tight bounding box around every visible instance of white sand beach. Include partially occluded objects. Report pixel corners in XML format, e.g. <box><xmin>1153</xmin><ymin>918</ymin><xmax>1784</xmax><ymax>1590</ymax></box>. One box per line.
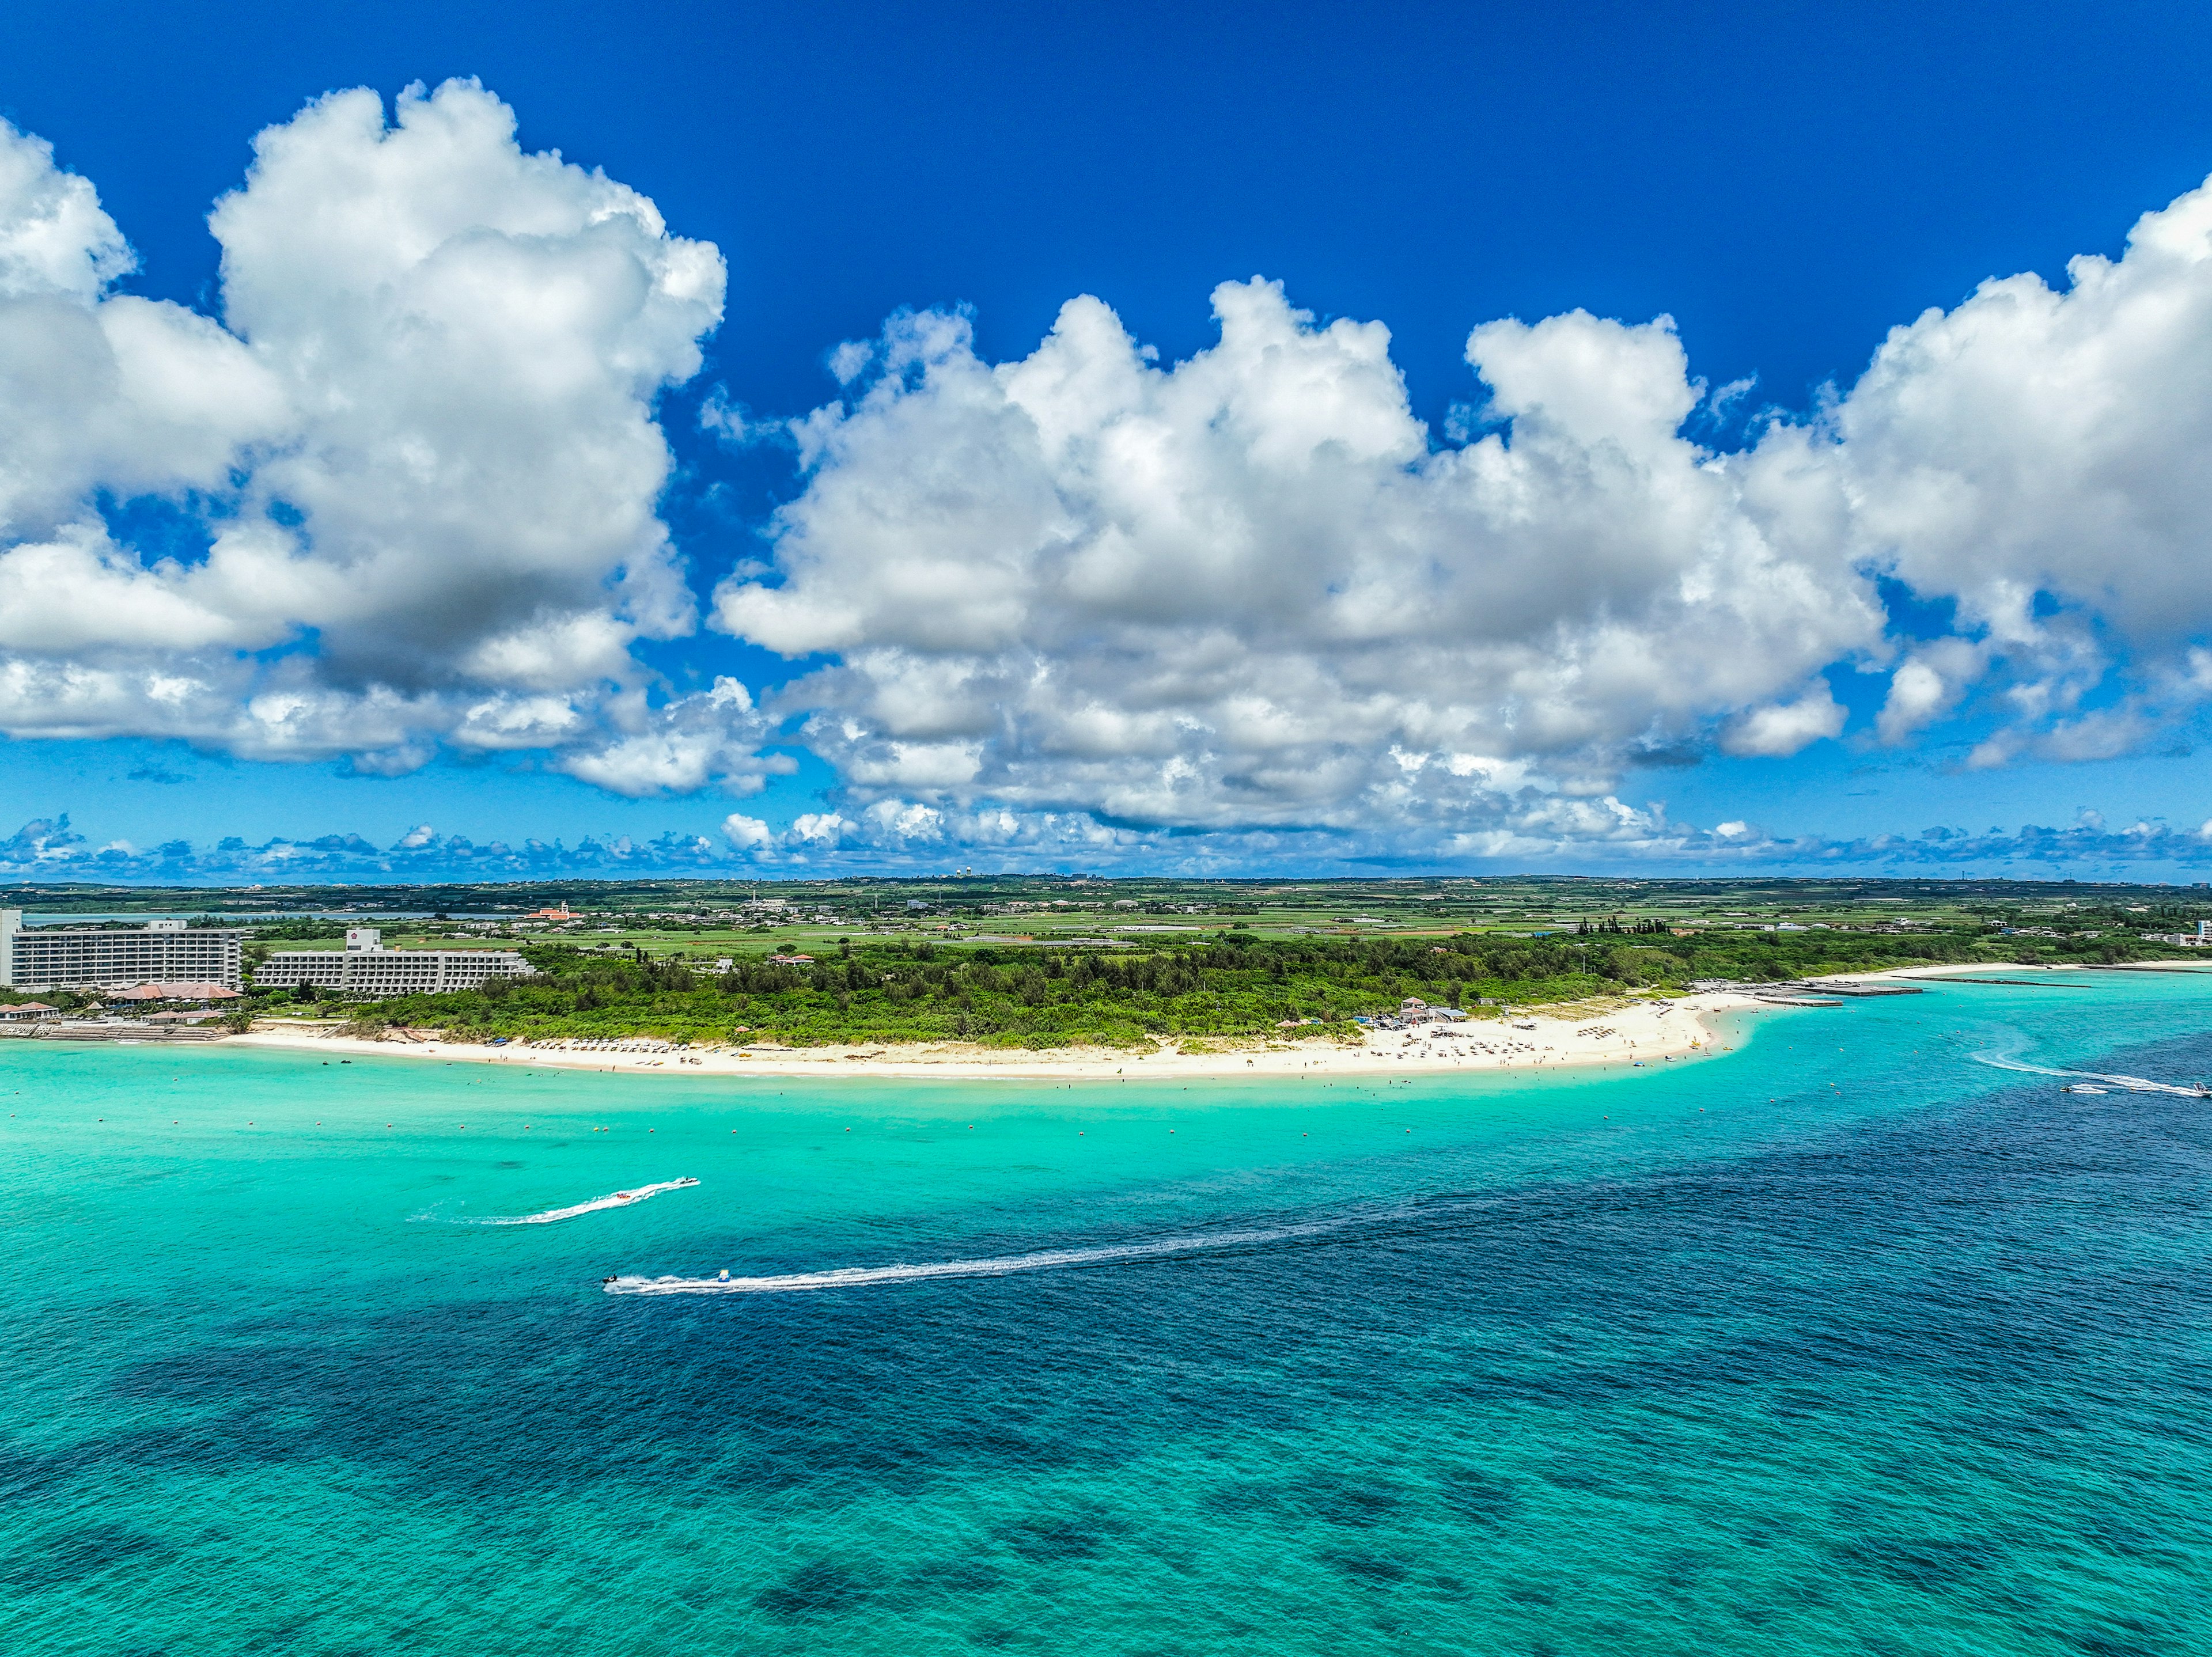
<box><xmin>224</xmin><ymin>987</ymin><xmax>1776</xmax><ymax>1082</ymax></box>
<box><xmin>1808</xmin><ymin>960</ymin><xmax>2138</xmax><ymax>984</ymax></box>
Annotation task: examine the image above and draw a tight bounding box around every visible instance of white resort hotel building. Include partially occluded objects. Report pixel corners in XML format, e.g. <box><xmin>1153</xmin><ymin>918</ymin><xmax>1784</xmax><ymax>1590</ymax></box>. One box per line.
<box><xmin>0</xmin><ymin>911</ymin><xmax>245</xmax><ymax>992</ymax></box>
<box><xmin>255</xmin><ymin>929</ymin><xmax>536</xmax><ymax>999</ymax></box>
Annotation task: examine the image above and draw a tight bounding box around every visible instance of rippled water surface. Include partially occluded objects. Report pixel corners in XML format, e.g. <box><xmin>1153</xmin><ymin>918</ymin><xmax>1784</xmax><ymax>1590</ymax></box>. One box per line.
<box><xmin>4</xmin><ymin>977</ymin><xmax>2209</xmax><ymax>1654</ymax></box>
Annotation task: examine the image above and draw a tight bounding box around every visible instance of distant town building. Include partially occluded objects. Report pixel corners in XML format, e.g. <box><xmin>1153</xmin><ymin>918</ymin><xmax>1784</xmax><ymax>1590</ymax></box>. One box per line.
<box><xmin>255</xmin><ymin>927</ymin><xmax>536</xmax><ymax>999</ymax></box>
<box><xmin>526</xmin><ymin>902</ymin><xmax>574</xmax><ymax>920</ymax></box>
<box><xmin>2141</xmin><ymin>926</ymin><xmax>2211</xmax><ymax>946</ymax></box>
<box><xmin>0</xmin><ymin>911</ymin><xmax>245</xmax><ymax>992</ymax></box>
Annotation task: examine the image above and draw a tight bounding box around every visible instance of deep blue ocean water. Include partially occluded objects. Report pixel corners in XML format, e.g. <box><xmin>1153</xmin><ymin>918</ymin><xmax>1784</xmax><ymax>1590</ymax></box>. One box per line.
<box><xmin>2</xmin><ymin>977</ymin><xmax>2208</xmax><ymax>1654</ymax></box>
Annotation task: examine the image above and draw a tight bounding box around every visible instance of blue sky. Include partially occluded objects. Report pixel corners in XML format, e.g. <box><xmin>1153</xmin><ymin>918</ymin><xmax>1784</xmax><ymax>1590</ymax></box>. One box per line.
<box><xmin>5</xmin><ymin>1</ymin><xmax>2212</xmax><ymax>881</ymax></box>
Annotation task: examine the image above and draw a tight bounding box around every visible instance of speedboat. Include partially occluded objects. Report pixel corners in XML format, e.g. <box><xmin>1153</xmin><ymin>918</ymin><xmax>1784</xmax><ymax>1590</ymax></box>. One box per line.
<box><xmin>610</xmin><ymin>1177</ymin><xmax>701</xmax><ymax>1204</ymax></box>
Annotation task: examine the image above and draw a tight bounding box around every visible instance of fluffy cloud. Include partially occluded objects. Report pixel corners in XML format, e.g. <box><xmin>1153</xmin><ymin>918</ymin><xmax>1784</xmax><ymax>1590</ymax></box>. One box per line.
<box><xmin>716</xmin><ymin>286</ymin><xmax>1887</xmax><ymax>832</ymax></box>
<box><xmin>709</xmin><ymin>168</ymin><xmax>2212</xmax><ymax>841</ymax></box>
<box><xmin>719</xmin><ymin>812</ymin><xmax>775</xmax><ymax>850</ymax></box>
<box><xmin>1721</xmin><ymin>685</ymin><xmax>1848</xmax><ymax>757</ymax></box>
<box><xmin>0</xmin><ymin>118</ymin><xmax>288</xmax><ymax>546</ymax></box>
<box><xmin>553</xmin><ymin>678</ymin><xmax>788</xmax><ymax>797</ymax></box>
<box><xmin>1834</xmin><ymin>180</ymin><xmax>2212</xmax><ymax>641</ymax></box>
<box><xmin>0</xmin><ymin>82</ymin><xmax>753</xmax><ymax>781</ymax></box>
<box><xmin>14</xmin><ymin>82</ymin><xmax>2212</xmax><ymax>862</ymax></box>
<box><xmin>0</xmin><ymin>124</ymin><xmax>131</xmax><ymax>299</ymax></box>
<box><xmin>1808</xmin><ymin>172</ymin><xmax>2212</xmax><ymax>755</ymax></box>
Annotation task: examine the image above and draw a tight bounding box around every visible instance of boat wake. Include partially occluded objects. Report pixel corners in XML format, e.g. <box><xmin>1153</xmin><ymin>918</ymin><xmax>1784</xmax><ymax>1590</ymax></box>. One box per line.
<box><xmin>603</xmin><ymin>1214</ymin><xmax>1353</xmax><ymax>1295</ymax></box>
<box><xmin>461</xmin><ymin>1177</ymin><xmax>700</xmax><ymax>1226</ymax></box>
<box><xmin>1971</xmin><ymin>1053</ymin><xmax>2208</xmax><ymax>1098</ymax></box>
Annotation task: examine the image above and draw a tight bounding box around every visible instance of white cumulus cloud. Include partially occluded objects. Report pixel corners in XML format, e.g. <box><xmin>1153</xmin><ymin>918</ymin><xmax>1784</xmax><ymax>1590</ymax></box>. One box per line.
<box><xmin>1812</xmin><ymin>171</ymin><xmax>2212</xmax><ymax>756</ymax></box>
<box><xmin>1720</xmin><ymin>685</ymin><xmax>1848</xmax><ymax>758</ymax></box>
<box><xmin>713</xmin><ymin>282</ymin><xmax>1886</xmax><ymax>832</ymax></box>
<box><xmin>720</xmin><ymin>812</ymin><xmax>774</xmax><ymax>850</ymax></box>
<box><xmin>553</xmin><ymin>678</ymin><xmax>787</xmax><ymax>798</ymax></box>
<box><xmin>0</xmin><ymin>81</ymin><xmax>751</xmax><ymax>782</ymax></box>
<box><xmin>14</xmin><ymin>84</ymin><xmax>2212</xmax><ymax>859</ymax></box>
<box><xmin>709</xmin><ymin>168</ymin><xmax>2212</xmax><ymax>842</ymax></box>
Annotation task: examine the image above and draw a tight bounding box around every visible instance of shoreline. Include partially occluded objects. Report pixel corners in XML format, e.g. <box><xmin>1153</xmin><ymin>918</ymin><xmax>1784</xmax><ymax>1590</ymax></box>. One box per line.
<box><xmin>223</xmin><ymin>990</ymin><xmax>1771</xmax><ymax>1082</ymax></box>
<box><xmin>1806</xmin><ymin>960</ymin><xmax>2158</xmax><ymax>984</ymax></box>
<box><xmin>89</xmin><ymin>959</ymin><xmax>2157</xmax><ymax>1083</ymax></box>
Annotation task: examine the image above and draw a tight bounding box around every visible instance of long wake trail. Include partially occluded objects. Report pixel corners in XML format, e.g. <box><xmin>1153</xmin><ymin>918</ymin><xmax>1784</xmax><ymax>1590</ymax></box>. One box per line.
<box><xmin>1971</xmin><ymin>1052</ymin><xmax>2208</xmax><ymax>1097</ymax></box>
<box><xmin>603</xmin><ymin>1213</ymin><xmax>1361</xmax><ymax>1295</ymax></box>
<box><xmin>461</xmin><ymin>1177</ymin><xmax>700</xmax><ymax>1226</ymax></box>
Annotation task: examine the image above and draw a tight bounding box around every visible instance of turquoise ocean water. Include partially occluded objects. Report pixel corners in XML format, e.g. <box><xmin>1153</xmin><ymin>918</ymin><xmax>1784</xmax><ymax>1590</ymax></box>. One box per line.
<box><xmin>3</xmin><ymin>976</ymin><xmax>2209</xmax><ymax>1655</ymax></box>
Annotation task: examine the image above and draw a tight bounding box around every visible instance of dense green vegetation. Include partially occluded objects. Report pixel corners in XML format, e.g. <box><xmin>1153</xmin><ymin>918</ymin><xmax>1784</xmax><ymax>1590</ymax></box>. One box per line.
<box><xmin>9</xmin><ymin>873</ymin><xmax>2203</xmax><ymax>1040</ymax></box>
<box><xmin>287</xmin><ymin>919</ymin><xmax>2162</xmax><ymax>1049</ymax></box>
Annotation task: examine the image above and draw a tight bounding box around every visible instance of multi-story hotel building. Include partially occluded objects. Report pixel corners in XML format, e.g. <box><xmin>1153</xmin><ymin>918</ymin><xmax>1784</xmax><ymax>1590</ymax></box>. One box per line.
<box><xmin>0</xmin><ymin>911</ymin><xmax>246</xmax><ymax>992</ymax></box>
<box><xmin>255</xmin><ymin>928</ymin><xmax>536</xmax><ymax>999</ymax></box>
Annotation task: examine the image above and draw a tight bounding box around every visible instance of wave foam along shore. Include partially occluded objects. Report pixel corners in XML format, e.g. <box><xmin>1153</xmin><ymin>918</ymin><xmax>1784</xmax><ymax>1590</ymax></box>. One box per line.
<box><xmin>1971</xmin><ymin>1053</ymin><xmax>2209</xmax><ymax>1097</ymax></box>
<box><xmin>603</xmin><ymin>1215</ymin><xmax>1359</xmax><ymax>1294</ymax></box>
<box><xmin>466</xmin><ymin>1177</ymin><xmax>700</xmax><ymax>1225</ymax></box>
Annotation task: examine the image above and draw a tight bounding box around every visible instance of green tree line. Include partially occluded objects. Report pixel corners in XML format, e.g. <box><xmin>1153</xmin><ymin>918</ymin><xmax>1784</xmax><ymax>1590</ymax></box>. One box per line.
<box><xmin>266</xmin><ymin>919</ymin><xmax>2157</xmax><ymax>1048</ymax></box>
